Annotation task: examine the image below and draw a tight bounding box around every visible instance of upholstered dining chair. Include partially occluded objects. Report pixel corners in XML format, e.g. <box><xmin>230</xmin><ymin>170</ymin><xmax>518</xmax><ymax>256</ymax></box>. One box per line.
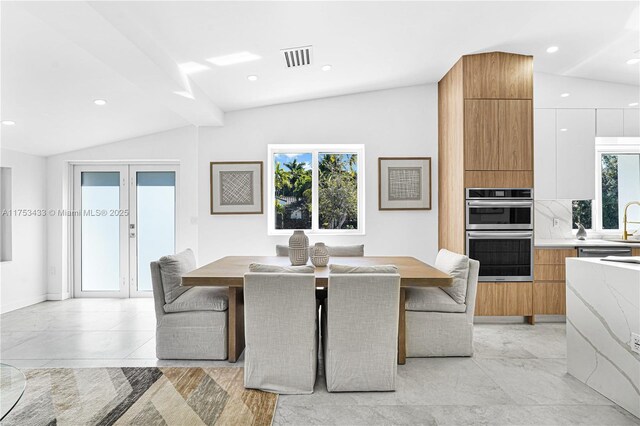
<box><xmin>405</xmin><ymin>249</ymin><xmax>480</xmax><ymax>357</ymax></box>
<box><xmin>150</xmin><ymin>249</ymin><xmax>228</xmax><ymax>360</ymax></box>
<box><xmin>276</xmin><ymin>244</ymin><xmax>364</xmax><ymax>257</ymax></box>
<box><xmin>243</xmin><ymin>264</ymin><xmax>318</xmax><ymax>394</ymax></box>
<box><xmin>322</xmin><ymin>264</ymin><xmax>400</xmax><ymax>392</ymax></box>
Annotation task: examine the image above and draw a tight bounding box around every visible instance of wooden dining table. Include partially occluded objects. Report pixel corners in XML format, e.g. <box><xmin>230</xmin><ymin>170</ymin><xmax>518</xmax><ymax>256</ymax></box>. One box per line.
<box><xmin>182</xmin><ymin>256</ymin><xmax>453</xmax><ymax>364</ymax></box>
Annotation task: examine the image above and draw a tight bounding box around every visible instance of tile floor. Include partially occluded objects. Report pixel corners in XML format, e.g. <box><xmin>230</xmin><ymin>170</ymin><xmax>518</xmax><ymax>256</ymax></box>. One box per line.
<box><xmin>1</xmin><ymin>299</ymin><xmax>638</xmax><ymax>425</ymax></box>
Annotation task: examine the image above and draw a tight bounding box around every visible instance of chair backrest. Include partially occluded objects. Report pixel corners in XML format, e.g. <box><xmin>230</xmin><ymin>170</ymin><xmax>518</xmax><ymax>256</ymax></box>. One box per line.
<box><xmin>326</xmin><ymin>273</ymin><xmax>400</xmax><ymax>348</ymax></box>
<box><xmin>465</xmin><ymin>259</ymin><xmax>480</xmax><ymax>321</ymax></box>
<box><xmin>276</xmin><ymin>244</ymin><xmax>365</xmax><ymax>257</ymax></box>
<box><xmin>325</xmin><ymin>272</ymin><xmax>400</xmax><ymax>391</ymax></box>
<box><xmin>326</xmin><ymin>244</ymin><xmax>364</xmax><ymax>257</ymax></box>
<box><xmin>243</xmin><ymin>272</ymin><xmax>317</xmax><ymax>393</ymax></box>
<box><xmin>244</xmin><ymin>272</ymin><xmax>317</xmax><ymax>350</ymax></box>
<box><xmin>150</xmin><ymin>261</ymin><xmax>166</xmax><ymax>321</ymax></box>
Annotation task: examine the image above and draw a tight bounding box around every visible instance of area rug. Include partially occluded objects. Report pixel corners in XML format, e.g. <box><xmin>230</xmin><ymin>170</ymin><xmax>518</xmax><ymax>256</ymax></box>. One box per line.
<box><xmin>1</xmin><ymin>367</ymin><xmax>277</xmax><ymax>426</ymax></box>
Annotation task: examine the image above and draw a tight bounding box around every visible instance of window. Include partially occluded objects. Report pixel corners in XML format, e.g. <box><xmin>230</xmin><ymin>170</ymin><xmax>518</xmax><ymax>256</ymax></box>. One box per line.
<box><xmin>572</xmin><ymin>139</ymin><xmax>640</xmax><ymax>232</ymax></box>
<box><xmin>268</xmin><ymin>145</ymin><xmax>364</xmax><ymax>235</ymax></box>
<box><xmin>572</xmin><ymin>200</ymin><xmax>592</xmax><ymax>230</ymax></box>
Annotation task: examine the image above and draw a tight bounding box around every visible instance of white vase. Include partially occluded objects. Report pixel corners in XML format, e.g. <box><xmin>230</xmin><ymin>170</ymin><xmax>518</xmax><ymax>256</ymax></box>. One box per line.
<box><xmin>288</xmin><ymin>230</ymin><xmax>309</xmax><ymax>266</ymax></box>
<box><xmin>311</xmin><ymin>242</ymin><xmax>330</xmax><ymax>267</ymax></box>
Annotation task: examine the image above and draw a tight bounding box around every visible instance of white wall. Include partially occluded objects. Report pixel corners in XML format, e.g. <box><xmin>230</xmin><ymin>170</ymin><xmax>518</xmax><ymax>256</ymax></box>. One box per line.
<box><xmin>0</xmin><ymin>149</ymin><xmax>48</xmax><ymax>313</ymax></box>
<box><xmin>198</xmin><ymin>85</ymin><xmax>439</xmax><ymax>263</ymax></box>
<box><xmin>534</xmin><ymin>72</ymin><xmax>638</xmax><ymax>109</ymax></box>
<box><xmin>46</xmin><ymin>126</ymin><xmax>199</xmax><ymax>298</ymax></box>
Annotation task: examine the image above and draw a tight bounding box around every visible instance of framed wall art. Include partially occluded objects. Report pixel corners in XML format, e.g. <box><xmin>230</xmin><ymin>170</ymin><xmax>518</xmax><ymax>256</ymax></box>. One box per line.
<box><xmin>378</xmin><ymin>157</ymin><xmax>432</xmax><ymax>210</ymax></box>
<box><xmin>210</xmin><ymin>161</ymin><xmax>263</xmax><ymax>215</ymax></box>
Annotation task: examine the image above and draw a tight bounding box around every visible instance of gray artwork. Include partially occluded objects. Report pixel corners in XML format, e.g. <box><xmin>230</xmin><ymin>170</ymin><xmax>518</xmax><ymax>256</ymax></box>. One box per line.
<box><xmin>388</xmin><ymin>167</ymin><xmax>422</xmax><ymax>201</ymax></box>
<box><xmin>378</xmin><ymin>157</ymin><xmax>431</xmax><ymax>211</ymax></box>
<box><xmin>220</xmin><ymin>171</ymin><xmax>254</xmax><ymax>206</ymax></box>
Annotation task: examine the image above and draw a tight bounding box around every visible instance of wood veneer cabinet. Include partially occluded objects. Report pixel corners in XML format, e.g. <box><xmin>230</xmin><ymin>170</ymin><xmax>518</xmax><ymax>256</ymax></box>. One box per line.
<box><xmin>463</xmin><ymin>52</ymin><xmax>533</xmax><ymax>99</ymax></box>
<box><xmin>439</xmin><ymin>52</ymin><xmax>535</xmax><ymax>320</ymax></box>
<box><xmin>464</xmin><ymin>99</ymin><xmax>533</xmax><ymax>171</ymax></box>
<box><xmin>439</xmin><ymin>51</ymin><xmax>534</xmax><ymax>253</ymax></box>
<box><xmin>499</xmin><ymin>100</ymin><xmax>533</xmax><ymax>170</ymax></box>
<box><xmin>464</xmin><ymin>100</ymin><xmax>499</xmax><ymax>170</ymax></box>
<box><xmin>533</xmin><ymin>248</ymin><xmax>577</xmax><ymax>318</ymax></box>
<box><xmin>475</xmin><ymin>282</ymin><xmax>533</xmax><ymax>317</ymax></box>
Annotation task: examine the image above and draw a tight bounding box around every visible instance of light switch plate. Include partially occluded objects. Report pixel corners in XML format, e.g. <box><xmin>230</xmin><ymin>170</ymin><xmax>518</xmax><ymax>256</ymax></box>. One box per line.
<box><xmin>553</xmin><ymin>218</ymin><xmax>560</xmax><ymax>228</ymax></box>
<box><xmin>632</xmin><ymin>333</ymin><xmax>640</xmax><ymax>355</ymax></box>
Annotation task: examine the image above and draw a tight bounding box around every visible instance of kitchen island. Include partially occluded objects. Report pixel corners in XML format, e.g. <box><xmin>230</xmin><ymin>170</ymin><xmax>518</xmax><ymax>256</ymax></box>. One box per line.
<box><xmin>566</xmin><ymin>257</ymin><xmax>640</xmax><ymax>418</ymax></box>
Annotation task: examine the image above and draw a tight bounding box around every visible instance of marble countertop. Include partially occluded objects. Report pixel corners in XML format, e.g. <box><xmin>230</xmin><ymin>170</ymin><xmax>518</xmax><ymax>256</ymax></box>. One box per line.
<box><xmin>568</xmin><ymin>256</ymin><xmax>640</xmax><ymax>271</ymax></box>
<box><xmin>565</xmin><ymin>257</ymin><xmax>640</xmax><ymax>417</ymax></box>
<box><xmin>535</xmin><ymin>238</ymin><xmax>640</xmax><ymax>248</ymax></box>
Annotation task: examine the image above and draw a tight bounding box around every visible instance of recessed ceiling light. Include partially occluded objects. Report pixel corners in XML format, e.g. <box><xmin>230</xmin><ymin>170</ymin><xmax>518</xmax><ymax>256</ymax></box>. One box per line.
<box><xmin>560</xmin><ymin>93</ymin><xmax>570</xmax><ymax>98</ymax></box>
<box><xmin>560</xmin><ymin>128</ymin><xmax>568</xmax><ymax>132</ymax></box>
<box><xmin>321</xmin><ymin>64</ymin><xmax>332</xmax><ymax>71</ymax></box>
<box><xmin>626</xmin><ymin>58</ymin><xmax>640</xmax><ymax>65</ymax></box>
<box><xmin>179</xmin><ymin>61</ymin><xmax>210</xmax><ymax>74</ymax></box>
<box><xmin>1</xmin><ymin>120</ymin><xmax>16</xmax><ymax>126</ymax></box>
<box><xmin>247</xmin><ymin>75</ymin><xmax>258</xmax><ymax>82</ymax></box>
<box><xmin>546</xmin><ymin>46</ymin><xmax>559</xmax><ymax>53</ymax></box>
<box><xmin>93</xmin><ymin>99</ymin><xmax>107</xmax><ymax>106</ymax></box>
<box><xmin>629</xmin><ymin>102</ymin><xmax>639</xmax><ymax>107</ymax></box>
<box><xmin>207</xmin><ymin>52</ymin><xmax>261</xmax><ymax>66</ymax></box>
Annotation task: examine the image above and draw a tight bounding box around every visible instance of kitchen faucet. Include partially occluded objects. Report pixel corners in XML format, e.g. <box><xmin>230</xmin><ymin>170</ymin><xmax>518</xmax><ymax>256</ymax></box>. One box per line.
<box><xmin>622</xmin><ymin>201</ymin><xmax>640</xmax><ymax>240</ymax></box>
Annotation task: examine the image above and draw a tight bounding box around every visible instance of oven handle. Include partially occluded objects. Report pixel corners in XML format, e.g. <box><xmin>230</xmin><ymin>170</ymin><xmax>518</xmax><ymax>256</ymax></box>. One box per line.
<box><xmin>467</xmin><ymin>201</ymin><xmax>533</xmax><ymax>207</ymax></box>
<box><xmin>467</xmin><ymin>232</ymin><xmax>533</xmax><ymax>239</ymax></box>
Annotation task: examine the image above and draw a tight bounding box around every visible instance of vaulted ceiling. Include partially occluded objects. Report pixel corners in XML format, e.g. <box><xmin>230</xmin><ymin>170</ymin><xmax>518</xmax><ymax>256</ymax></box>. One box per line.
<box><xmin>2</xmin><ymin>1</ymin><xmax>638</xmax><ymax>156</ymax></box>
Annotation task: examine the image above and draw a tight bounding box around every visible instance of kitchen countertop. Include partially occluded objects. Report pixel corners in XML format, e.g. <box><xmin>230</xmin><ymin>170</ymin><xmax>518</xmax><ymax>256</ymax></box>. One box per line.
<box><xmin>565</xmin><ymin>257</ymin><xmax>640</xmax><ymax>417</ymax></box>
<box><xmin>535</xmin><ymin>238</ymin><xmax>640</xmax><ymax>248</ymax></box>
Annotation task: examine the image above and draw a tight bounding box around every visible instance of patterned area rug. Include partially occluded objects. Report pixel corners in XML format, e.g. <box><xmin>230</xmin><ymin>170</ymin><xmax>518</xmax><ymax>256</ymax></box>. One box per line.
<box><xmin>1</xmin><ymin>367</ymin><xmax>277</xmax><ymax>425</ymax></box>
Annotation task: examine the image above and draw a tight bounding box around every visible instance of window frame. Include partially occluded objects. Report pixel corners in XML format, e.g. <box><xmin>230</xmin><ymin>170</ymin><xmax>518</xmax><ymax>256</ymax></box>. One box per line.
<box><xmin>267</xmin><ymin>144</ymin><xmax>365</xmax><ymax>236</ymax></box>
<box><xmin>592</xmin><ymin>138</ymin><xmax>640</xmax><ymax>234</ymax></box>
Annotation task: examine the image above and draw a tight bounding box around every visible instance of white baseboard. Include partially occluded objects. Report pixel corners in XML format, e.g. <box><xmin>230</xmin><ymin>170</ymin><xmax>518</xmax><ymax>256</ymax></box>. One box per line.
<box><xmin>1</xmin><ymin>294</ymin><xmax>48</xmax><ymax>314</ymax></box>
<box><xmin>46</xmin><ymin>292</ymin><xmax>70</xmax><ymax>301</ymax></box>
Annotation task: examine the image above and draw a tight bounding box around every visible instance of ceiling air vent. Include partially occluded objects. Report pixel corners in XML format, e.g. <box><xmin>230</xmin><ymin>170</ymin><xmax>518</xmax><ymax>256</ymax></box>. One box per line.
<box><xmin>281</xmin><ymin>46</ymin><xmax>312</xmax><ymax>68</ymax></box>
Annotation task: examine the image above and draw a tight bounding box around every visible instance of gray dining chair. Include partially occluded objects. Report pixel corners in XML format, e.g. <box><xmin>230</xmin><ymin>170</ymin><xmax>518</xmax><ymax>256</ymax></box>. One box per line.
<box><xmin>322</xmin><ymin>264</ymin><xmax>400</xmax><ymax>392</ymax></box>
<box><xmin>276</xmin><ymin>244</ymin><xmax>364</xmax><ymax>257</ymax></box>
<box><xmin>243</xmin><ymin>265</ymin><xmax>317</xmax><ymax>394</ymax></box>
<box><xmin>150</xmin><ymin>249</ymin><xmax>228</xmax><ymax>360</ymax></box>
<box><xmin>405</xmin><ymin>249</ymin><xmax>480</xmax><ymax>357</ymax></box>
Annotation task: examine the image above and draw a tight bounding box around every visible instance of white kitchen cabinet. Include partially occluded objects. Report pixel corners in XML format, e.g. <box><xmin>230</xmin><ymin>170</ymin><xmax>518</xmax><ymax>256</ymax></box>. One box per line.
<box><xmin>534</xmin><ymin>109</ymin><xmax>557</xmax><ymax>199</ymax></box>
<box><xmin>596</xmin><ymin>109</ymin><xmax>623</xmax><ymax>137</ymax></box>
<box><xmin>623</xmin><ymin>109</ymin><xmax>640</xmax><ymax>137</ymax></box>
<box><xmin>556</xmin><ymin>109</ymin><xmax>596</xmax><ymax>200</ymax></box>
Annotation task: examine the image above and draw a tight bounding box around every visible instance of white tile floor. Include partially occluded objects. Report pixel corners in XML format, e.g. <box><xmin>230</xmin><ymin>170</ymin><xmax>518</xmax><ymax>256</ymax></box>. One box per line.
<box><xmin>1</xmin><ymin>298</ymin><xmax>639</xmax><ymax>425</ymax></box>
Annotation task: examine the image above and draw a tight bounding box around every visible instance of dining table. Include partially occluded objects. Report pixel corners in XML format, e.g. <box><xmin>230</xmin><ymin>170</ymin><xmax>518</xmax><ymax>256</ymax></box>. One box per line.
<box><xmin>182</xmin><ymin>255</ymin><xmax>453</xmax><ymax>364</ymax></box>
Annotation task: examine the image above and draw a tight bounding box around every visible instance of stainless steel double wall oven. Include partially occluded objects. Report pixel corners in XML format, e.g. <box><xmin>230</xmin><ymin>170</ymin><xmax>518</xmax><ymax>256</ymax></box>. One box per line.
<box><xmin>465</xmin><ymin>188</ymin><xmax>534</xmax><ymax>282</ymax></box>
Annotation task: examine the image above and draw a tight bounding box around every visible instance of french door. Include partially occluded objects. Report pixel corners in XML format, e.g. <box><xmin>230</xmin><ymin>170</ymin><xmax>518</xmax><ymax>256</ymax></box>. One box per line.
<box><xmin>73</xmin><ymin>164</ymin><xmax>178</xmax><ymax>298</ymax></box>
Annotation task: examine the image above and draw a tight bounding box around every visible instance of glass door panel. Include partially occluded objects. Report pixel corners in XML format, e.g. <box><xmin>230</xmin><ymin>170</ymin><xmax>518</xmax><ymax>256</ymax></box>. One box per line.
<box><xmin>73</xmin><ymin>165</ymin><xmax>128</xmax><ymax>297</ymax></box>
<box><xmin>80</xmin><ymin>172</ymin><xmax>121</xmax><ymax>291</ymax></box>
<box><xmin>133</xmin><ymin>169</ymin><xmax>176</xmax><ymax>294</ymax></box>
<box><xmin>74</xmin><ymin>164</ymin><xmax>177</xmax><ymax>298</ymax></box>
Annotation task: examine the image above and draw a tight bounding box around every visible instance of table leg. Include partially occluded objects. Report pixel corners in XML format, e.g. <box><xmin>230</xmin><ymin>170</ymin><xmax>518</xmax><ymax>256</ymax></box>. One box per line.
<box><xmin>227</xmin><ymin>287</ymin><xmax>245</xmax><ymax>363</ymax></box>
<box><xmin>398</xmin><ymin>287</ymin><xmax>406</xmax><ymax>365</ymax></box>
